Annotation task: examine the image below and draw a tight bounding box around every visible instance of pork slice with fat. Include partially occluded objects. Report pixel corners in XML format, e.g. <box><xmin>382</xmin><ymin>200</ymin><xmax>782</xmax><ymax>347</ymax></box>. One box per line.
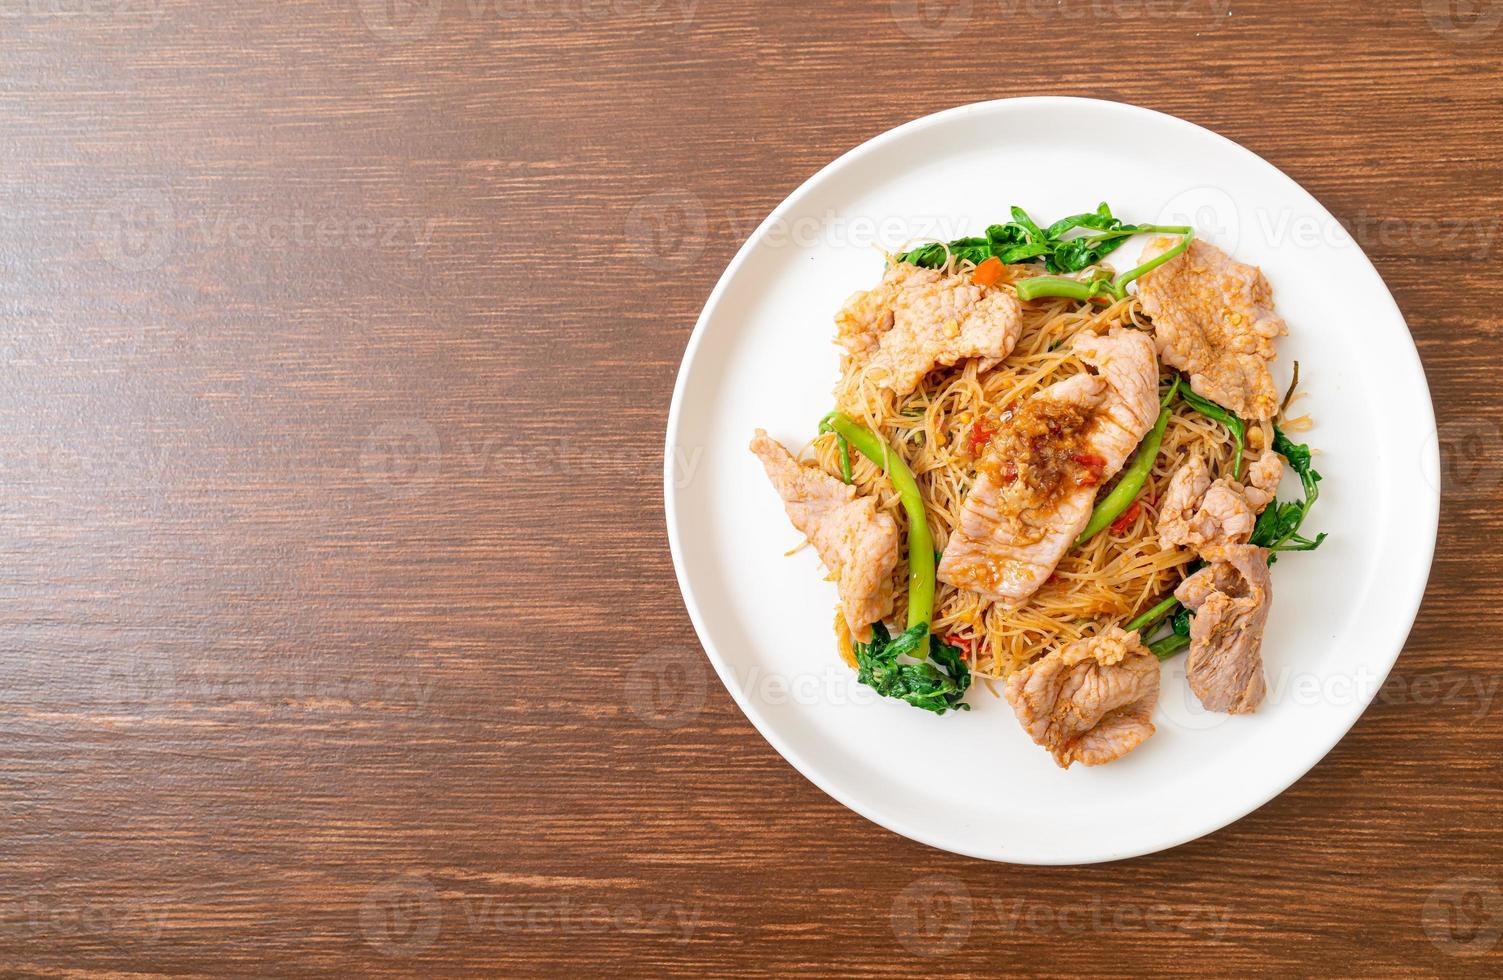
<box><xmin>750</xmin><ymin>430</ymin><xmax>900</xmax><ymax>641</ymax></box>
<box><xmin>1004</xmin><ymin>626</ymin><xmax>1160</xmax><ymax>768</ymax></box>
<box><xmin>1174</xmin><ymin>543</ymin><xmax>1273</xmax><ymax>714</ymax></box>
<box><xmin>1136</xmin><ymin>237</ymin><xmax>1286</xmax><ymax>421</ymax></box>
<box><xmin>937</xmin><ymin>328</ymin><xmax>1159</xmax><ymax>603</ymax></box>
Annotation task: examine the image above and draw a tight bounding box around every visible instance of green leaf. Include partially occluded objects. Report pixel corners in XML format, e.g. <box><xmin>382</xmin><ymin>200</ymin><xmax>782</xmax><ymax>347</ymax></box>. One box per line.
<box><xmin>895</xmin><ymin>204</ymin><xmax>1189</xmax><ymax>294</ymax></box>
<box><xmin>997</xmin><ymin>242</ymin><xmax>1054</xmax><ymax>263</ymax></box>
<box><xmin>883</xmin><ymin>622</ymin><xmax>928</xmax><ymax>661</ymax></box>
<box><xmin>897</xmin><ymin>237</ymin><xmax>990</xmax><ymax>268</ymax></box>
<box><xmin>1171</xmin><ymin>606</ymin><xmax>1192</xmax><ymax>638</ymax></box>
<box><xmin>1046</xmin><ymin>202</ymin><xmax>1128</xmax><ymax>237</ymax></box>
<box><xmin>893</xmin><ymin>242</ymin><xmax>942</xmax><ymax>267</ymax></box>
<box><xmin>1250</xmin><ymin>500</ymin><xmax>1301</xmax><ymax>548</ymax></box>
<box><xmin>897</xmin><ymin>203</ymin><xmax>1132</xmax><ymax>274</ymax></box>
<box><xmin>852</xmin><ymin>623</ymin><xmax>971</xmax><ymax>715</ymax></box>
<box><xmin>1272</xmin><ymin>427</ymin><xmax>1311</xmax><ymax>471</ymax></box>
<box><xmin>927</xmin><ymin>635</ymin><xmax>972</xmax><ymax>699</ymax></box>
<box><xmin>1250</xmin><ymin>425</ymin><xmax>1326</xmax><ymax>555</ymax></box>
<box><xmin>1009</xmin><ymin>205</ymin><xmax>1047</xmax><ymax>242</ymax></box>
<box><xmin>1038</xmin><ymin>203</ymin><xmax>1142</xmax><ymax>272</ymax></box>
<box><xmin>986</xmin><ymin>223</ymin><xmax>1030</xmax><ymax>250</ymax></box>
<box><xmin>1049</xmin><ymin>234</ymin><xmax>1132</xmax><ymax>273</ymax></box>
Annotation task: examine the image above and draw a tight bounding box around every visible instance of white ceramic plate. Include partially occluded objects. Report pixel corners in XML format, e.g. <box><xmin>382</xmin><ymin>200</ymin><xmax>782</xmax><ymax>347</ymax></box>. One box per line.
<box><xmin>663</xmin><ymin>98</ymin><xmax>1438</xmax><ymax>864</ymax></box>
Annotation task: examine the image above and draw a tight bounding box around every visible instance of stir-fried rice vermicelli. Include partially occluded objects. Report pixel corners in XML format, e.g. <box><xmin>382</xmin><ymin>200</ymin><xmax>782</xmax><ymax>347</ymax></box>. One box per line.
<box><xmin>753</xmin><ymin>206</ymin><xmax>1330</xmax><ymax>767</ymax></box>
<box><xmin>810</xmin><ymin>258</ymin><xmax>1301</xmax><ymax>679</ymax></box>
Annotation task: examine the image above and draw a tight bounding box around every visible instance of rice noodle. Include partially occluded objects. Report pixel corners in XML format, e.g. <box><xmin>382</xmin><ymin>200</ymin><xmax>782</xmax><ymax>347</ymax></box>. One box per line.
<box><xmin>810</xmin><ymin>259</ymin><xmax>1243</xmax><ymax>678</ymax></box>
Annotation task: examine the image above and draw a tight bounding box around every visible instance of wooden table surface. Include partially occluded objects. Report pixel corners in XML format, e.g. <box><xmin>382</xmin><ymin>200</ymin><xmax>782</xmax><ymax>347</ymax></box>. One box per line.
<box><xmin>2</xmin><ymin>0</ymin><xmax>1500</xmax><ymax>975</ymax></box>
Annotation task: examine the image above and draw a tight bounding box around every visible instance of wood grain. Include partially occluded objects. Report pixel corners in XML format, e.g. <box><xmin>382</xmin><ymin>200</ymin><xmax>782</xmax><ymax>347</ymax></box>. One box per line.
<box><xmin>0</xmin><ymin>0</ymin><xmax>1499</xmax><ymax>975</ymax></box>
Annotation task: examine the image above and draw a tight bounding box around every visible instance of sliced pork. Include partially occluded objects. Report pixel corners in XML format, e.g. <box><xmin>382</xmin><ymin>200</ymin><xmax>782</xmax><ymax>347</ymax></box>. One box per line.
<box><xmin>937</xmin><ymin>328</ymin><xmax>1158</xmax><ymax>603</ymax></box>
<box><xmin>1136</xmin><ymin>237</ymin><xmax>1287</xmax><ymax>421</ymax></box>
<box><xmin>750</xmin><ymin>430</ymin><xmax>899</xmax><ymax>641</ymax></box>
<box><xmin>1174</xmin><ymin>543</ymin><xmax>1272</xmax><ymax>714</ymax></box>
<box><xmin>1004</xmin><ymin>626</ymin><xmax>1160</xmax><ymax>768</ymax></box>
<box><xmin>835</xmin><ymin>261</ymin><xmax>1023</xmax><ymax>398</ymax></box>
<box><xmin>1242</xmin><ymin>450</ymin><xmax>1283</xmax><ymax>511</ymax></box>
<box><xmin>1157</xmin><ymin>452</ymin><xmax>1283</xmax><ymax>552</ymax></box>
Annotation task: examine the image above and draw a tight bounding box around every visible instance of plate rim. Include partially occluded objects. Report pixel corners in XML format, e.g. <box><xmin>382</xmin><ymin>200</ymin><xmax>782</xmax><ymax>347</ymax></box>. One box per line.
<box><xmin>662</xmin><ymin>96</ymin><xmax>1440</xmax><ymax>864</ymax></box>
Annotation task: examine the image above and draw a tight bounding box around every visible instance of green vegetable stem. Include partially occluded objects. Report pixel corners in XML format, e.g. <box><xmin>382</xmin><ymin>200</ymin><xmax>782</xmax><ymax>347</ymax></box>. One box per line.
<box><xmin>1148</xmin><ymin>632</ymin><xmax>1191</xmax><ymax>661</ymax></box>
<box><xmin>1076</xmin><ymin>377</ymin><xmax>1181</xmax><ymax>547</ymax></box>
<box><xmin>1249</xmin><ymin>426</ymin><xmax>1326</xmax><ymax>554</ymax></box>
<box><xmin>1124</xmin><ymin>593</ymin><xmax>1182</xmax><ymax>633</ymax></box>
<box><xmin>820</xmin><ymin>411</ymin><xmax>934</xmax><ymax>640</ymax></box>
<box><xmin>1012</xmin><ymin>227</ymin><xmax>1194</xmax><ymax>304</ymax></box>
<box><xmin>819</xmin><ymin>411</ymin><xmax>969</xmax><ymax>713</ymax></box>
<box><xmin>1180</xmin><ymin>387</ymin><xmax>1247</xmax><ymax>479</ymax></box>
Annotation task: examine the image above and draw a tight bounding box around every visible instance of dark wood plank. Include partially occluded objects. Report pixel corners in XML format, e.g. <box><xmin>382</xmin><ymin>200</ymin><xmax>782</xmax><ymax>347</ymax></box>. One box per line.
<box><xmin>0</xmin><ymin>0</ymin><xmax>1499</xmax><ymax>975</ymax></box>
